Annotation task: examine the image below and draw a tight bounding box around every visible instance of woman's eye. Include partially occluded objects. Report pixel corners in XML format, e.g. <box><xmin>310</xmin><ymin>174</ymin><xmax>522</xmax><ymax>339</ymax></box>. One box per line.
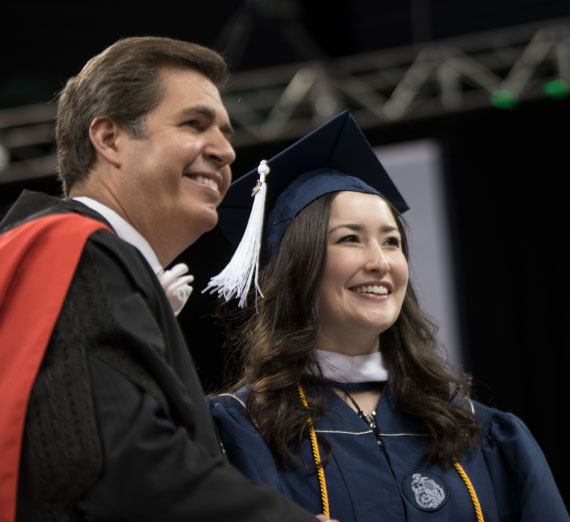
<box><xmin>338</xmin><ymin>234</ymin><xmax>360</xmax><ymax>243</ymax></box>
<box><xmin>385</xmin><ymin>236</ymin><xmax>401</xmax><ymax>248</ymax></box>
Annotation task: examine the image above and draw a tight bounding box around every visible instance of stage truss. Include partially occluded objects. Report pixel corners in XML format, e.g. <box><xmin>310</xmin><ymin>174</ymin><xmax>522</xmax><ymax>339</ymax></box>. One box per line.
<box><xmin>1</xmin><ymin>18</ymin><xmax>569</xmax><ymax>183</ymax></box>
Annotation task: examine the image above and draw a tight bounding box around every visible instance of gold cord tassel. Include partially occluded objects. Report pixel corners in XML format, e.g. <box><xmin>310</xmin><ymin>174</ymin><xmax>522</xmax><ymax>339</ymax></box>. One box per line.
<box><xmin>425</xmin><ymin>422</ymin><xmax>484</xmax><ymax>522</ymax></box>
<box><xmin>298</xmin><ymin>385</ymin><xmax>330</xmax><ymax>518</ymax></box>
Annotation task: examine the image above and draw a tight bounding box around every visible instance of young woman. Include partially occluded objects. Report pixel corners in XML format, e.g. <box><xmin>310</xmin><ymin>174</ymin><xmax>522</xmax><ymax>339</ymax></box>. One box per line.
<box><xmin>206</xmin><ymin>111</ymin><xmax>568</xmax><ymax>522</ymax></box>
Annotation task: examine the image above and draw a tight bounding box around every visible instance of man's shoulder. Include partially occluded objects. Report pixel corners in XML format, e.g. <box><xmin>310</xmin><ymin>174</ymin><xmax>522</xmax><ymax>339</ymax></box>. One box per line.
<box><xmin>1</xmin><ymin>190</ymin><xmax>107</xmax><ymax>232</ymax></box>
<box><xmin>0</xmin><ymin>211</ymin><xmax>111</xmax><ymax>264</ymax></box>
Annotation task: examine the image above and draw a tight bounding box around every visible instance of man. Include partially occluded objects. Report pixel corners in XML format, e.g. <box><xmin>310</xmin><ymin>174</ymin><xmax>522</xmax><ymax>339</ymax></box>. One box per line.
<box><xmin>0</xmin><ymin>37</ymin><xmax>334</xmax><ymax>522</ymax></box>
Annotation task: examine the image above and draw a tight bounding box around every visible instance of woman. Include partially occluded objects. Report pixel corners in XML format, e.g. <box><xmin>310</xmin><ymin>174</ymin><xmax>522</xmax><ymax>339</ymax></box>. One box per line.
<box><xmin>205</xmin><ymin>111</ymin><xmax>568</xmax><ymax>522</ymax></box>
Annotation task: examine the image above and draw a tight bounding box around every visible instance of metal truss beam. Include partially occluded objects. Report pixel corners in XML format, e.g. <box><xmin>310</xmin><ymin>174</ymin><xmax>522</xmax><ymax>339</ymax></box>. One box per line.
<box><xmin>224</xmin><ymin>17</ymin><xmax>570</xmax><ymax>146</ymax></box>
<box><xmin>1</xmin><ymin>17</ymin><xmax>569</xmax><ymax>183</ymax></box>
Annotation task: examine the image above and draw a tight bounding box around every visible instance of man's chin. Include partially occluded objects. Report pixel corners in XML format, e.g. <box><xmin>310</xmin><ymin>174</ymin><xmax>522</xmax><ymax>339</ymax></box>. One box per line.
<box><xmin>194</xmin><ymin>215</ymin><xmax>218</xmax><ymax>240</ymax></box>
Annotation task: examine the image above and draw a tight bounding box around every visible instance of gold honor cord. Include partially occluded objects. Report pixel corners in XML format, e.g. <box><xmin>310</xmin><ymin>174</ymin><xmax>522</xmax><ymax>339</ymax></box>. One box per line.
<box><xmin>453</xmin><ymin>462</ymin><xmax>485</xmax><ymax>521</ymax></box>
<box><xmin>297</xmin><ymin>385</ymin><xmax>330</xmax><ymax>518</ymax></box>
<box><xmin>424</xmin><ymin>422</ymin><xmax>484</xmax><ymax>522</ymax></box>
<box><xmin>297</xmin><ymin>385</ymin><xmax>484</xmax><ymax>522</ymax></box>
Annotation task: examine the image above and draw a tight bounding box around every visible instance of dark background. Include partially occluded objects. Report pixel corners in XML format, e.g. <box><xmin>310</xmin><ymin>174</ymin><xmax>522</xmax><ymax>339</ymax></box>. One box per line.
<box><xmin>1</xmin><ymin>0</ymin><xmax>569</xmax><ymax>507</ymax></box>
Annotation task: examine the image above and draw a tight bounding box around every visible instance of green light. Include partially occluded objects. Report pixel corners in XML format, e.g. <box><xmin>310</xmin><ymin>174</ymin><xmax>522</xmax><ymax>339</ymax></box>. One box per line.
<box><xmin>544</xmin><ymin>79</ymin><xmax>570</xmax><ymax>99</ymax></box>
<box><xmin>490</xmin><ymin>89</ymin><xmax>518</xmax><ymax>109</ymax></box>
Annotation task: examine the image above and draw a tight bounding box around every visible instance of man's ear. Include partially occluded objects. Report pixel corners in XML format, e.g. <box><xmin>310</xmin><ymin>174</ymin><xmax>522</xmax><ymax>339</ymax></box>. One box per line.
<box><xmin>88</xmin><ymin>116</ymin><xmax>124</xmax><ymax>168</ymax></box>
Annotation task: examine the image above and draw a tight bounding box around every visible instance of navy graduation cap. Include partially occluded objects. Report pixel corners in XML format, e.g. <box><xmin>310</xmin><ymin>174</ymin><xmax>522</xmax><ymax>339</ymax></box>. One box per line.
<box><xmin>203</xmin><ymin>110</ymin><xmax>409</xmax><ymax>307</ymax></box>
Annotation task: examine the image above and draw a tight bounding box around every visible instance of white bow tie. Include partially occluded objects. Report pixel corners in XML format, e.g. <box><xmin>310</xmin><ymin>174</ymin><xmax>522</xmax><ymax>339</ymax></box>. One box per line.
<box><xmin>157</xmin><ymin>263</ymin><xmax>194</xmax><ymax>316</ymax></box>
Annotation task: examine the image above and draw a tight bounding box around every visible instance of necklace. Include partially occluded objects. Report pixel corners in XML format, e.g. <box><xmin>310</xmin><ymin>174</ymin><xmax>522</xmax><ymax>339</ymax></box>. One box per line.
<box><xmin>342</xmin><ymin>388</ymin><xmax>382</xmax><ymax>440</ymax></box>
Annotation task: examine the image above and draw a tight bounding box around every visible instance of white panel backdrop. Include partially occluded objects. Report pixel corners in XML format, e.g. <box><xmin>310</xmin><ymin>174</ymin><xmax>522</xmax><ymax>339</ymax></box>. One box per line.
<box><xmin>376</xmin><ymin>140</ymin><xmax>463</xmax><ymax>369</ymax></box>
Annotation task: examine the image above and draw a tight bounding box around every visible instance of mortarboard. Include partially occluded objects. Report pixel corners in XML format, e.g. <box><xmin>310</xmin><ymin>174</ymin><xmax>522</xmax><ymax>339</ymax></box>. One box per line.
<box><xmin>203</xmin><ymin>110</ymin><xmax>409</xmax><ymax>307</ymax></box>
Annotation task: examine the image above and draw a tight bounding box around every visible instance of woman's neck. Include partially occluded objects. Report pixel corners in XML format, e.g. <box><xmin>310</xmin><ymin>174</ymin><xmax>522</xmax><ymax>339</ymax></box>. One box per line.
<box><xmin>317</xmin><ymin>331</ymin><xmax>380</xmax><ymax>356</ymax></box>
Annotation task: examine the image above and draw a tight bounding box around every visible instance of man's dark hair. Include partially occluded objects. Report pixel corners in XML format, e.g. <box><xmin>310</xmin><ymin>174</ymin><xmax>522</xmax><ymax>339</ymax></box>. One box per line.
<box><xmin>56</xmin><ymin>36</ymin><xmax>228</xmax><ymax>194</ymax></box>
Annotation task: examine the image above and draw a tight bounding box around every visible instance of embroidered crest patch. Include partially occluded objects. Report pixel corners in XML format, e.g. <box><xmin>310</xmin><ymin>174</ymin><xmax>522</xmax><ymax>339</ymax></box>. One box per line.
<box><xmin>402</xmin><ymin>471</ymin><xmax>448</xmax><ymax>512</ymax></box>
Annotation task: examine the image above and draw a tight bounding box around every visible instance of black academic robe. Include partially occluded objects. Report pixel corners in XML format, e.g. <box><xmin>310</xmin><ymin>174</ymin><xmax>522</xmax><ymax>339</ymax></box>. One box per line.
<box><xmin>210</xmin><ymin>385</ymin><xmax>569</xmax><ymax>522</ymax></box>
<box><xmin>0</xmin><ymin>191</ymin><xmax>317</xmax><ymax>522</ymax></box>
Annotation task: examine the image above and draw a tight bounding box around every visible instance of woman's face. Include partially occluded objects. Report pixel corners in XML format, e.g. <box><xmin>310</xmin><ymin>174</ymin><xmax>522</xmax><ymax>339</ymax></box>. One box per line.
<box><xmin>316</xmin><ymin>191</ymin><xmax>409</xmax><ymax>353</ymax></box>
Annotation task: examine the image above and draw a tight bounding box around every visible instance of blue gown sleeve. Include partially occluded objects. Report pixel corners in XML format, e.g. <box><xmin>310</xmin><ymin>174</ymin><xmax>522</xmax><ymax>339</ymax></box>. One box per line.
<box><xmin>209</xmin><ymin>394</ymin><xmax>289</xmax><ymax>497</ymax></box>
<box><xmin>478</xmin><ymin>405</ymin><xmax>569</xmax><ymax>521</ymax></box>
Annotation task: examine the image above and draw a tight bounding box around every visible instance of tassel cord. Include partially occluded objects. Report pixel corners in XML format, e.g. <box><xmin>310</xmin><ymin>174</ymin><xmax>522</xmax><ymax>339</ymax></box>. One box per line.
<box><xmin>203</xmin><ymin>161</ymin><xmax>269</xmax><ymax>308</ymax></box>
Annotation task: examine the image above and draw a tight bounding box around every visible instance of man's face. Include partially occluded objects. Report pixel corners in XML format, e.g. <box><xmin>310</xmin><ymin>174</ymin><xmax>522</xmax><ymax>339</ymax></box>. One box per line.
<box><xmin>116</xmin><ymin>65</ymin><xmax>235</xmax><ymax>265</ymax></box>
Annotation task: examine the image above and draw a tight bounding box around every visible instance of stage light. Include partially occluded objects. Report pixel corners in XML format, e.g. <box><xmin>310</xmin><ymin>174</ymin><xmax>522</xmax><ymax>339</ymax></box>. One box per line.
<box><xmin>543</xmin><ymin>79</ymin><xmax>570</xmax><ymax>99</ymax></box>
<box><xmin>490</xmin><ymin>89</ymin><xmax>518</xmax><ymax>109</ymax></box>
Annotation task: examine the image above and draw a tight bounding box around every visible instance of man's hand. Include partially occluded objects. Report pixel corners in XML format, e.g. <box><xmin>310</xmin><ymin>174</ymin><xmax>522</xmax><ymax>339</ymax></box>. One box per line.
<box><xmin>316</xmin><ymin>515</ymin><xmax>340</xmax><ymax>522</ymax></box>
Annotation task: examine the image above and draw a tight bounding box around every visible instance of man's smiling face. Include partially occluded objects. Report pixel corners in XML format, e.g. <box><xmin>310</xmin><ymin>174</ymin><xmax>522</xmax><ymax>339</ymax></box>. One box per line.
<box><xmin>115</xmin><ymin>65</ymin><xmax>235</xmax><ymax>264</ymax></box>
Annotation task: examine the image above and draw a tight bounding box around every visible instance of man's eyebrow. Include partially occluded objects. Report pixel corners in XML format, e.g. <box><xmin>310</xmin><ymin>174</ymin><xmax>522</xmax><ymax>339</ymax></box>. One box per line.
<box><xmin>181</xmin><ymin>105</ymin><xmax>234</xmax><ymax>139</ymax></box>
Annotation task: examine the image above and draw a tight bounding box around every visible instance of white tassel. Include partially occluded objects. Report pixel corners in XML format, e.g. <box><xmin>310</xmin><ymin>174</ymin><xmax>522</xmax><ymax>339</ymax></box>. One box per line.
<box><xmin>203</xmin><ymin>160</ymin><xmax>270</xmax><ymax>308</ymax></box>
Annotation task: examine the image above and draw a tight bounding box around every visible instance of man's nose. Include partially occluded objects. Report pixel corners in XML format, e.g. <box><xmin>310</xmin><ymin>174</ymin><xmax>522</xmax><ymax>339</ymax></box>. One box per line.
<box><xmin>204</xmin><ymin>130</ymin><xmax>236</xmax><ymax>167</ymax></box>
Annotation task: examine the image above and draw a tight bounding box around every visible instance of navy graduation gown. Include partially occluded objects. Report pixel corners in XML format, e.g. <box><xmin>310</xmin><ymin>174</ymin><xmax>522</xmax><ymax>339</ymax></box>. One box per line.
<box><xmin>210</xmin><ymin>386</ymin><xmax>569</xmax><ymax>521</ymax></box>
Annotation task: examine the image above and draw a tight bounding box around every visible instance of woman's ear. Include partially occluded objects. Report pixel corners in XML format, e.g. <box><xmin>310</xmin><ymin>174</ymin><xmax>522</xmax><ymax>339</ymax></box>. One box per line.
<box><xmin>88</xmin><ymin>116</ymin><xmax>123</xmax><ymax>168</ymax></box>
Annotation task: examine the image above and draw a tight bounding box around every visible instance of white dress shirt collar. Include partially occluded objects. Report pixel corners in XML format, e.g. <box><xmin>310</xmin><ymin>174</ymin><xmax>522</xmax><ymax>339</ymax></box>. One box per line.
<box><xmin>72</xmin><ymin>196</ymin><xmax>162</xmax><ymax>274</ymax></box>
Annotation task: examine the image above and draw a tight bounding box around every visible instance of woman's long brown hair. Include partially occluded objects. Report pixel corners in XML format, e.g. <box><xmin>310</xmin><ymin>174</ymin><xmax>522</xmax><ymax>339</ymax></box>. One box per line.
<box><xmin>222</xmin><ymin>192</ymin><xmax>479</xmax><ymax>469</ymax></box>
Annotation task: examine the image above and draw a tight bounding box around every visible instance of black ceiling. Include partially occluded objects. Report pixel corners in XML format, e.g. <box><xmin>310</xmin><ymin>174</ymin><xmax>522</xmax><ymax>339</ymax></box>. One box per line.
<box><xmin>2</xmin><ymin>0</ymin><xmax>570</xmax><ymax>108</ymax></box>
